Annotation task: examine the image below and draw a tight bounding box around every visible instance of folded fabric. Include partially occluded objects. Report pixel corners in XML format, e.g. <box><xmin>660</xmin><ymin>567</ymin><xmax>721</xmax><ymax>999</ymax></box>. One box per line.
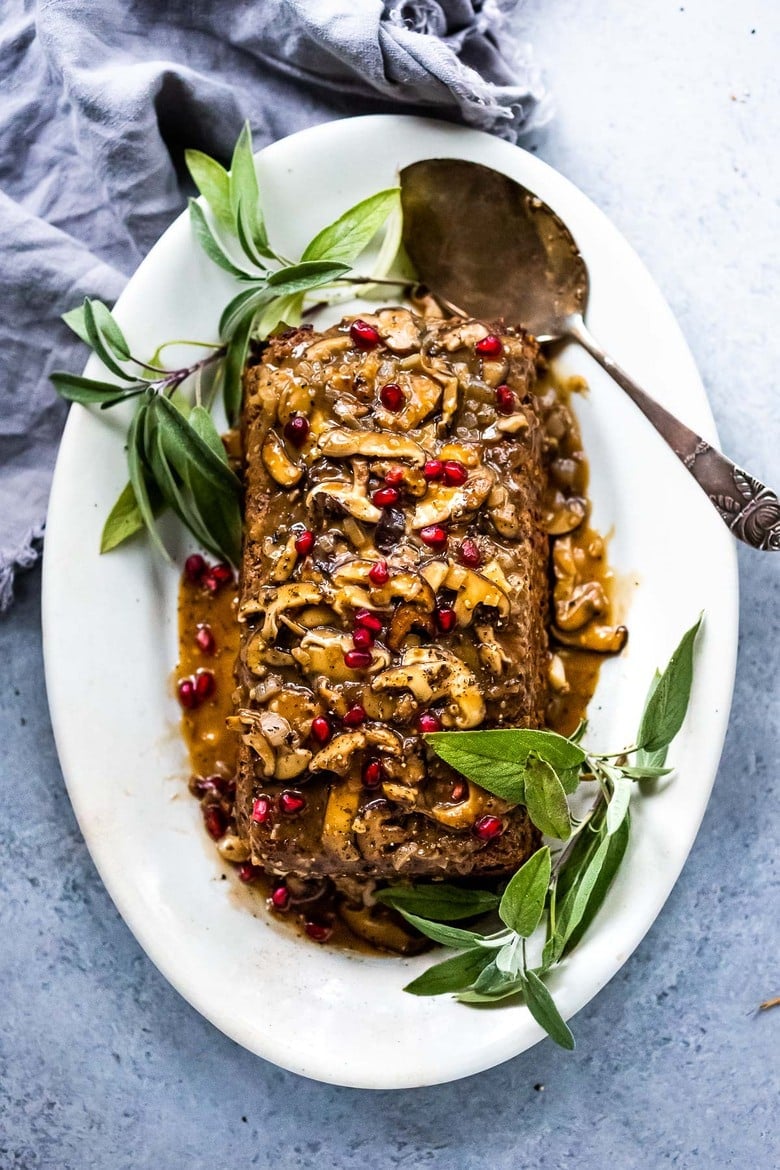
<box><xmin>0</xmin><ymin>0</ymin><xmax>547</xmax><ymax>609</ymax></box>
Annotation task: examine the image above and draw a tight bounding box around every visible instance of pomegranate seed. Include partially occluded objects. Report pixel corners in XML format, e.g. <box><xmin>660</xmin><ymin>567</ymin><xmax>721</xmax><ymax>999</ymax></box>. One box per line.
<box><xmin>435</xmin><ymin>606</ymin><xmax>456</xmax><ymax>633</ymax></box>
<box><xmin>443</xmin><ymin>460</ymin><xmax>468</xmax><ymax>487</ymax></box>
<box><xmin>270</xmin><ymin>884</ymin><xmax>291</xmax><ymax>911</ymax></box>
<box><xmin>203</xmin><ymin>562</ymin><xmax>233</xmax><ymax>592</ymax></box>
<box><xmin>294</xmin><ymin>529</ymin><xmax>315</xmax><ymax>557</ymax></box>
<box><xmin>194</xmin><ymin>624</ymin><xmax>216</xmax><ymax>655</ymax></box>
<box><xmin>423</xmin><ymin>459</ymin><xmax>444</xmax><ymax>481</ymax></box>
<box><xmin>237</xmin><ymin>862</ymin><xmax>259</xmax><ymax>883</ymax></box>
<box><xmin>177</xmin><ymin>678</ymin><xmax>197</xmax><ymax>710</ymax></box>
<box><xmin>384</xmin><ymin>466</ymin><xmax>405</xmax><ymax>487</ymax></box>
<box><xmin>344</xmin><ymin>648</ymin><xmax>372</xmax><ymax>670</ymax></box>
<box><xmin>349</xmin><ymin>319</ymin><xmax>381</xmax><ymax>349</ymax></box>
<box><xmin>194</xmin><ymin>670</ymin><xmax>216</xmax><ymax>702</ymax></box>
<box><xmin>373</xmin><ymin>486</ymin><xmax>400</xmax><ymax>508</ymax></box>
<box><xmin>474</xmin><ymin>814</ymin><xmax>504</xmax><ymax>841</ymax></box>
<box><xmin>379</xmin><ymin>382</ymin><xmax>405</xmax><ymax>412</ymax></box>
<box><xmin>203</xmin><ymin>774</ymin><xmax>234</xmax><ymax>797</ymax></box>
<box><xmin>475</xmin><ymin>333</ymin><xmax>503</xmax><ymax>357</ymax></box>
<box><xmin>368</xmin><ymin>560</ymin><xmax>389</xmax><ymax>586</ymax></box>
<box><xmin>343</xmin><ymin>704</ymin><xmax>367</xmax><ymax>727</ymax></box>
<box><xmin>362</xmin><ymin>758</ymin><xmax>384</xmax><ymax>788</ymax></box>
<box><xmin>459</xmin><ymin>539</ymin><xmax>482</xmax><ymax>568</ymax></box>
<box><xmin>184</xmin><ymin>553</ymin><xmax>206</xmax><ymax>583</ymax></box>
<box><xmin>419</xmin><ymin>524</ymin><xmax>448</xmax><ymax>550</ymax></box>
<box><xmin>284</xmin><ymin>414</ymin><xmax>310</xmax><ymax>447</ymax></box>
<box><xmin>451</xmin><ymin>781</ymin><xmax>468</xmax><ymax>802</ymax></box>
<box><xmin>495</xmin><ymin>384</ymin><xmax>516</xmax><ymax>415</ymax></box>
<box><xmin>417</xmin><ymin>712</ymin><xmax>442</xmax><ymax>733</ymax></box>
<box><xmin>355</xmin><ymin>609</ymin><xmax>383</xmax><ymax>634</ymax></box>
<box><xmin>311</xmin><ymin>715</ymin><xmax>333</xmax><ymax>745</ymax></box>
<box><xmin>202</xmin><ymin>803</ymin><xmax>227</xmax><ymax>840</ymax></box>
<box><xmin>251</xmin><ymin>796</ymin><xmax>272</xmax><ymax>824</ymax></box>
<box><xmin>279</xmin><ymin>790</ymin><xmax>306</xmax><ymax>815</ymax></box>
<box><xmin>304</xmin><ymin>919</ymin><xmax>333</xmax><ymax>943</ymax></box>
<box><xmin>352</xmin><ymin>626</ymin><xmax>374</xmax><ymax>650</ymax></box>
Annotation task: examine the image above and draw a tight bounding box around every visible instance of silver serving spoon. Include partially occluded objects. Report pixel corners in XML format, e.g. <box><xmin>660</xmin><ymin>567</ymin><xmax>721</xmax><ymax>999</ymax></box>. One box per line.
<box><xmin>400</xmin><ymin>158</ymin><xmax>779</xmax><ymax>551</ymax></box>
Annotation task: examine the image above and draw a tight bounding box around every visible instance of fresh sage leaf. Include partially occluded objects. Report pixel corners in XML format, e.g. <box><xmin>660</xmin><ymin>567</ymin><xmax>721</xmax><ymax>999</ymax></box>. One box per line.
<box><xmin>523</xmin><ymin>754</ymin><xmax>572</xmax><ymax>840</ymax></box>
<box><xmin>374</xmin><ymin>883</ymin><xmax>500</xmax><ymax>921</ymax></box>
<box><xmin>562</xmin><ymin>814</ymin><xmax>630</xmax><ymax>954</ymax></box>
<box><xmin>255</xmin><ymin>292</ymin><xmax>304</xmax><ymax>339</ymax></box>
<box><xmin>185</xmin><ymin>406</ymin><xmax>242</xmax><ymax>564</ymax></box>
<box><xmin>127</xmin><ymin>401</ymin><xmax>169</xmax><ymax>561</ymax></box>
<box><xmin>425</xmin><ymin>729</ymin><xmax>585</xmax><ymax>803</ymax></box>
<box><xmin>552</xmin><ymin>833</ymin><xmax>613</xmax><ymax>959</ymax></box>
<box><xmin>456</xmin><ymin>982</ymin><xmax>526</xmax><ymax>1004</ymax></box>
<box><xmin>266</xmin><ymin>260</ymin><xmax>351</xmax><ymax>292</ymax></box>
<box><xmin>82</xmin><ymin>297</ymin><xmax>132</xmax><ymax>381</ymax></box>
<box><xmin>605</xmin><ymin>774</ymin><xmax>633</xmax><ymax>836</ymax></box>
<box><xmin>143</xmin><ymin>408</ymin><xmax>213</xmax><ymax>553</ymax></box>
<box><xmin>222</xmin><ymin>312</ymin><xmax>254</xmax><ymax>425</ymax></box>
<box><xmin>636</xmin><ymin>616</ymin><xmax>702</xmax><ymax>755</ymax></box>
<box><xmin>61</xmin><ymin>304</ymin><xmax>91</xmax><ymax>346</ymax></box>
<box><xmin>153</xmin><ymin>394</ymin><xmax>241</xmax><ymax>497</ymax></box>
<box><xmin>404</xmin><ymin>947</ymin><xmax>493</xmax><ymax>996</ymax></box>
<box><xmin>619</xmin><ymin>764</ymin><xmax>673</xmax><ymax>780</ymax></box>
<box><xmin>219</xmin><ymin>285</ymin><xmax>273</xmax><ymax>341</ymax></box>
<box><xmin>301</xmin><ymin>188</ymin><xmax>400</xmax><ymax>264</ymax></box>
<box><xmin>90</xmin><ymin>299</ymin><xmax>131</xmax><ymax>360</ymax></box>
<box><xmin>100</xmin><ymin>479</ymin><xmax>161</xmax><ymax>553</ymax></box>
<box><xmin>499</xmin><ymin>846</ymin><xmax>551</xmax><ymax>937</ymax></box>
<box><xmin>50</xmin><ymin>372</ymin><xmax>131</xmax><ymax>405</ymax></box>
<box><xmin>235</xmin><ymin>196</ymin><xmax>270</xmax><ymax>269</ymax></box>
<box><xmin>188</xmin><ymin>199</ymin><xmax>249</xmax><ymax>277</ymax></box>
<box><xmin>559</xmin><ymin>765</ymin><xmax>583</xmax><ymax>795</ymax></box>
<box><xmin>229</xmin><ymin>121</ymin><xmax>272</xmax><ymax>258</ymax></box>
<box><xmin>396</xmin><ymin>911</ymin><xmax>485</xmax><ymax>950</ymax></box>
<box><xmin>522</xmin><ymin>971</ymin><xmax>575</xmax><ymax>1050</ymax></box>
<box><xmin>185</xmin><ymin>149</ymin><xmax>233</xmax><ymax>230</ymax></box>
<box><xmin>495</xmin><ymin>937</ymin><xmax>523</xmax><ymax>976</ymax></box>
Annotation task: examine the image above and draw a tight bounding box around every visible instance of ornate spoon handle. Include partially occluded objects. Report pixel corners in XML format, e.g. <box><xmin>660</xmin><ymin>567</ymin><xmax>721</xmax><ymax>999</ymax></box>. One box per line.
<box><xmin>568</xmin><ymin>314</ymin><xmax>780</xmax><ymax>551</ymax></box>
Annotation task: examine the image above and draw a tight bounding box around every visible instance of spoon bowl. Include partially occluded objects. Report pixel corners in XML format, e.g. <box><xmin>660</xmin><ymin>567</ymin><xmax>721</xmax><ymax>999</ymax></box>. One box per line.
<box><xmin>400</xmin><ymin>157</ymin><xmax>780</xmax><ymax>551</ymax></box>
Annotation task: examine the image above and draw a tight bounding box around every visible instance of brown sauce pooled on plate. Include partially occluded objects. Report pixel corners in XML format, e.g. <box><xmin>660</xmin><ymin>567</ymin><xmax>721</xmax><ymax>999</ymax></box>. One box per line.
<box><xmin>176</xmin><ymin>365</ymin><xmax>624</xmax><ymax>954</ymax></box>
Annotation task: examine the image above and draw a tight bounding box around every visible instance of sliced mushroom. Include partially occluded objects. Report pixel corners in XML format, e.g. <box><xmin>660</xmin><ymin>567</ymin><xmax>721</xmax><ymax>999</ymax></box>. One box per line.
<box><xmin>251</xmin><ymin>582</ymin><xmax>324</xmax><ymax>641</ymax></box>
<box><xmin>274</xmin><ymin>746</ymin><xmax>312</xmax><ymax>781</ymax></box>
<box><xmin>293</xmin><ymin>628</ymin><xmax>391</xmax><ymax>680</ymax></box>
<box><xmin>310</xmin><ymin>726</ymin><xmax>403</xmax><ymax>776</ymax></box>
<box><xmin>318</xmin><ymin>428</ymin><xmax>426</xmax><ymax>466</ymax></box>
<box><xmin>265</xmin><ymin>531</ymin><xmax>300</xmax><ymax>583</ymax></box>
<box><xmin>321</xmin><ymin>784</ymin><xmax>362</xmax><ymax>864</ymax></box>
<box><xmin>305</xmin><ymin>335</ymin><xmax>353</xmax><ymax>362</ymax></box>
<box><xmin>374</xmin><ymin>308</ymin><xmax>421</xmax><ymax>354</ymax></box>
<box><xmin>552</xmin><ymin>623</ymin><xmax>628</xmax><ymax>654</ymax></box>
<box><xmin>371</xmin><ymin>646</ymin><xmax>486</xmax><ymax>730</ymax></box>
<box><xmin>234</xmin><ymin>709</ymin><xmax>276</xmax><ymax>776</ymax></box>
<box><xmin>276</xmin><ymin>375</ymin><xmax>314</xmax><ymax>424</ymax></box>
<box><xmin>412</xmin><ymin>465</ymin><xmax>494</xmax><ymax>528</ymax></box>
<box><xmin>435</xmin><ymin>319</ymin><xmax>490</xmax><ymax>351</ymax></box>
<box><xmin>419</xmin><ymin>560</ymin><xmax>510</xmax><ymax>628</ymax></box>
<box><xmin>307</xmin><ymin>478</ymin><xmax>382</xmax><ymax>524</ymax></box>
<box><xmin>544</xmin><ymin>495</ymin><xmax>587</xmax><ymax>536</ymax></box>
<box><xmin>337</xmin><ymin>903</ymin><xmax>426</xmax><ymax>955</ymax></box>
<box><xmin>387</xmin><ymin>603</ymin><xmax>435</xmax><ymax>651</ymax></box>
<box><xmin>371</xmin><ymin>461</ymin><xmax>428</xmax><ymax>498</ymax></box>
<box><xmin>556</xmin><ymin>580</ymin><xmax>608</xmax><ymax>631</ymax></box>
<box><xmin>244</xmin><ymin>629</ymin><xmax>294</xmax><ymax>675</ymax></box>
<box><xmin>262</xmin><ymin>429</ymin><xmax>303</xmax><ymax>487</ymax></box>
<box><xmin>487</xmin><ymin>484</ymin><xmax>523</xmax><ymax>539</ymax></box>
<box><xmin>331</xmin><ymin>560</ymin><xmax>435</xmax><ymax>611</ymax></box>
<box><xmin>429</xmin><ymin>781</ymin><xmax>490</xmax><ymax>829</ymax></box>
<box><xmin>548</xmin><ymin>653</ymin><xmax>570</xmax><ymax>693</ymax></box>
<box><xmin>375</xmin><ymin>373</ymin><xmax>441</xmax><ymax>432</ymax></box>
<box><xmin>475</xmin><ymin>623</ymin><xmax>512</xmax><ymax>675</ymax></box>
<box><xmin>217</xmin><ymin>834</ymin><xmax>251</xmax><ymax>863</ymax></box>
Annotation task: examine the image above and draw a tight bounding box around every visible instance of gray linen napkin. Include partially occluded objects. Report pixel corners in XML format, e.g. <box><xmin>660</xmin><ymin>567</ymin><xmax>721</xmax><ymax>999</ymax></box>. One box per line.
<box><xmin>0</xmin><ymin>0</ymin><xmax>547</xmax><ymax>609</ymax></box>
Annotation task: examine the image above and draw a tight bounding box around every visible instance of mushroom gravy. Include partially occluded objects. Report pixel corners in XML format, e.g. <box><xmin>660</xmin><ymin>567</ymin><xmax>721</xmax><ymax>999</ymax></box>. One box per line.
<box><xmin>177</xmin><ymin>332</ymin><xmax>623</xmax><ymax>953</ymax></box>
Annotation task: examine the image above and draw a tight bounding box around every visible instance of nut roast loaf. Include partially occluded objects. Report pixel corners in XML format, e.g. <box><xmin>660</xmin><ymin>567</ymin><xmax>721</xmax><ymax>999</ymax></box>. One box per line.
<box><xmin>233</xmin><ymin>309</ymin><xmax>549</xmax><ymax>880</ymax></box>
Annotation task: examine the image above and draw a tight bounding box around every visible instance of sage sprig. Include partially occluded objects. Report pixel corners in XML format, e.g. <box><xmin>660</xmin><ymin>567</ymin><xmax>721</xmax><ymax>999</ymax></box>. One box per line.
<box><xmin>51</xmin><ymin>122</ymin><xmax>406</xmax><ymax>562</ymax></box>
<box><xmin>379</xmin><ymin>617</ymin><xmax>703</xmax><ymax>1049</ymax></box>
